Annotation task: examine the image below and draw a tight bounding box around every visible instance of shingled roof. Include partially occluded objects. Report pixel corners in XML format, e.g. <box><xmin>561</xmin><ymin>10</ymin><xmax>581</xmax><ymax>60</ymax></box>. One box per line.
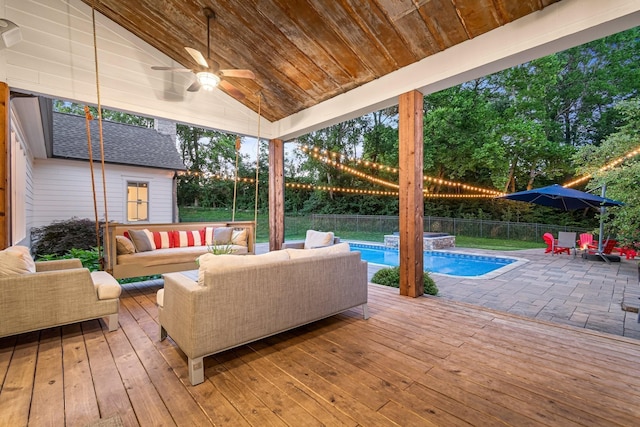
<box><xmin>52</xmin><ymin>112</ymin><xmax>186</xmax><ymax>171</ymax></box>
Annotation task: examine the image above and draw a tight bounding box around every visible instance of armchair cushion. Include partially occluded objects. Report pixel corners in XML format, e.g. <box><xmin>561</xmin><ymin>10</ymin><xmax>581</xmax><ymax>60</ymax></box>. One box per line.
<box><xmin>91</xmin><ymin>271</ymin><xmax>122</xmax><ymax>300</ymax></box>
<box><xmin>0</xmin><ymin>246</ymin><xmax>36</xmax><ymax>277</ymax></box>
<box><xmin>304</xmin><ymin>230</ymin><xmax>335</xmax><ymax>249</ymax></box>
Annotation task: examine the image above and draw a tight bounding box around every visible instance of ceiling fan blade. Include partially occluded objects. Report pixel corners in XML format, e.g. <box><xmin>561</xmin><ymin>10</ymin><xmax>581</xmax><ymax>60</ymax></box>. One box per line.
<box><xmin>185</xmin><ymin>47</ymin><xmax>209</xmax><ymax>68</ymax></box>
<box><xmin>219</xmin><ymin>80</ymin><xmax>245</xmax><ymax>100</ymax></box>
<box><xmin>219</xmin><ymin>69</ymin><xmax>256</xmax><ymax>79</ymax></box>
<box><xmin>151</xmin><ymin>66</ymin><xmax>193</xmax><ymax>72</ymax></box>
<box><xmin>186</xmin><ymin>80</ymin><xmax>202</xmax><ymax>92</ymax></box>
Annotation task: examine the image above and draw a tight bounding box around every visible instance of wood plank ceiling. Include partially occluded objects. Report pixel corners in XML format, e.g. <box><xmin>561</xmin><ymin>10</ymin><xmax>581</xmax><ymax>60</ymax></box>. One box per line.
<box><xmin>81</xmin><ymin>0</ymin><xmax>560</xmax><ymax>123</ymax></box>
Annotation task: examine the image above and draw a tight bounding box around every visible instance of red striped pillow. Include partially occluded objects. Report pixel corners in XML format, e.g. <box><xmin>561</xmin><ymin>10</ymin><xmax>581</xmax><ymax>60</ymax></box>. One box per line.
<box><xmin>152</xmin><ymin>231</ymin><xmax>174</xmax><ymax>249</ymax></box>
<box><xmin>172</xmin><ymin>230</ymin><xmax>203</xmax><ymax>247</ymax></box>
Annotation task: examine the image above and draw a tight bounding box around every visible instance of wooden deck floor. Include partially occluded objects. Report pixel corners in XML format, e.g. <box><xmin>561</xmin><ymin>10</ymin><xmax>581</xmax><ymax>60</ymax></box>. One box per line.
<box><xmin>2</xmin><ymin>281</ymin><xmax>640</xmax><ymax>426</ymax></box>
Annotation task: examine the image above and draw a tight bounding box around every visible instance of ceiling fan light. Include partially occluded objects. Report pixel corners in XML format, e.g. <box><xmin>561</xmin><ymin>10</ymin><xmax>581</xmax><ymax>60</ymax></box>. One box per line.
<box><xmin>196</xmin><ymin>72</ymin><xmax>220</xmax><ymax>90</ymax></box>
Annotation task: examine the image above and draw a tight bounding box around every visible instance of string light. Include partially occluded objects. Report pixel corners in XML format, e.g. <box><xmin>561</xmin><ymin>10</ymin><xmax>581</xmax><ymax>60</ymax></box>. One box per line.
<box><xmin>564</xmin><ymin>145</ymin><xmax>640</xmax><ymax>188</ymax></box>
<box><xmin>307</xmin><ymin>152</ymin><xmax>399</xmax><ymax>189</ymax></box>
<box><xmin>299</xmin><ymin>144</ymin><xmax>503</xmax><ymax>195</ymax></box>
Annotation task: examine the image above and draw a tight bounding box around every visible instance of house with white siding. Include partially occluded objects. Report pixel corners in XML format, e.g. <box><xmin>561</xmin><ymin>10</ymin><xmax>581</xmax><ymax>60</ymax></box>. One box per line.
<box><xmin>10</xmin><ymin>96</ymin><xmax>186</xmax><ymax>246</ymax></box>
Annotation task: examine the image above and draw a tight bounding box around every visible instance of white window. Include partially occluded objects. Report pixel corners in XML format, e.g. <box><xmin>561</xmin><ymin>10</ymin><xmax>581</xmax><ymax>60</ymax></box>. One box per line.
<box><xmin>127</xmin><ymin>181</ymin><xmax>149</xmax><ymax>222</ymax></box>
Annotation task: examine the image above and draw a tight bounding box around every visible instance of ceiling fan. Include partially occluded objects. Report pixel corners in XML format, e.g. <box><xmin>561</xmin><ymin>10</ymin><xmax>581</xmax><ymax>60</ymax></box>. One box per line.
<box><xmin>151</xmin><ymin>7</ymin><xmax>255</xmax><ymax>99</ymax></box>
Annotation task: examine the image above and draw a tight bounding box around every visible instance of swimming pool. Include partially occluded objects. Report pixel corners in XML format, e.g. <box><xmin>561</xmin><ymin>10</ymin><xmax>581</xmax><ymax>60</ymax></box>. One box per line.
<box><xmin>350</xmin><ymin>243</ymin><xmax>525</xmax><ymax>278</ymax></box>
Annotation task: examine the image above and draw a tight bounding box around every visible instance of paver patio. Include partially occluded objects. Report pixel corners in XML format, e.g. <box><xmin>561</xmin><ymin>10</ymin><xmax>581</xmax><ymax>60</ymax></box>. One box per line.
<box><xmin>357</xmin><ymin>244</ymin><xmax>640</xmax><ymax>339</ymax></box>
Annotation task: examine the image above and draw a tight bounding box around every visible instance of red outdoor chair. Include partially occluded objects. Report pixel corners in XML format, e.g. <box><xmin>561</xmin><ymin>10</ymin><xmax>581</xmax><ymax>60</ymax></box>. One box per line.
<box><xmin>543</xmin><ymin>232</ymin><xmax>571</xmax><ymax>255</ymax></box>
<box><xmin>578</xmin><ymin>233</ymin><xmax>594</xmax><ymax>250</ymax></box>
<box><xmin>543</xmin><ymin>233</ymin><xmax>555</xmax><ymax>253</ymax></box>
<box><xmin>587</xmin><ymin>239</ymin><xmax>618</xmax><ymax>255</ymax></box>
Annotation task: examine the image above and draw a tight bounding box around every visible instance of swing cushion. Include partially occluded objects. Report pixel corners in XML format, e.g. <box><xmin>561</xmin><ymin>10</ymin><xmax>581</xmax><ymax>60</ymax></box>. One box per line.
<box><xmin>115</xmin><ymin>236</ymin><xmax>135</xmax><ymax>255</ymax></box>
<box><xmin>152</xmin><ymin>231</ymin><xmax>174</xmax><ymax>249</ymax></box>
<box><xmin>173</xmin><ymin>230</ymin><xmax>204</xmax><ymax>247</ymax></box>
<box><xmin>128</xmin><ymin>229</ymin><xmax>154</xmax><ymax>252</ymax></box>
<box><xmin>203</xmin><ymin>226</ymin><xmax>234</xmax><ymax>245</ymax></box>
<box><xmin>232</xmin><ymin>229</ymin><xmax>248</xmax><ymax>247</ymax></box>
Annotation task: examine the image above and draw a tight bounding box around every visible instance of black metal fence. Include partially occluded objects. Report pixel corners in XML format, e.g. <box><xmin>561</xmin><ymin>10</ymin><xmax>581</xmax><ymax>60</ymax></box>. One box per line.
<box><xmin>287</xmin><ymin>214</ymin><xmax>591</xmax><ymax>242</ymax></box>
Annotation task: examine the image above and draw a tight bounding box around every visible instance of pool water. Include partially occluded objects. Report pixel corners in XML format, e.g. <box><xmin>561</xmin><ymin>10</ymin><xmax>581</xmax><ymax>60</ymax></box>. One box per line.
<box><xmin>350</xmin><ymin>243</ymin><xmax>518</xmax><ymax>277</ymax></box>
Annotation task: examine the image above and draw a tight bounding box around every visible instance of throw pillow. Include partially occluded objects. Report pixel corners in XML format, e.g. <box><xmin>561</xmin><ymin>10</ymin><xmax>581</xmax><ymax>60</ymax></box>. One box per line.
<box><xmin>152</xmin><ymin>231</ymin><xmax>174</xmax><ymax>249</ymax></box>
<box><xmin>303</xmin><ymin>229</ymin><xmax>335</xmax><ymax>249</ymax></box>
<box><xmin>203</xmin><ymin>227</ymin><xmax>215</xmax><ymax>245</ymax></box>
<box><xmin>173</xmin><ymin>230</ymin><xmax>203</xmax><ymax>247</ymax></box>
<box><xmin>213</xmin><ymin>227</ymin><xmax>234</xmax><ymax>245</ymax></box>
<box><xmin>231</xmin><ymin>229</ymin><xmax>248</xmax><ymax>247</ymax></box>
<box><xmin>115</xmin><ymin>235</ymin><xmax>136</xmax><ymax>255</ymax></box>
<box><xmin>197</xmin><ymin>250</ymin><xmax>290</xmax><ymax>286</ymax></box>
<box><xmin>128</xmin><ymin>229</ymin><xmax>154</xmax><ymax>252</ymax></box>
<box><xmin>144</xmin><ymin>229</ymin><xmax>157</xmax><ymax>250</ymax></box>
<box><xmin>287</xmin><ymin>242</ymin><xmax>350</xmax><ymax>259</ymax></box>
<box><xmin>0</xmin><ymin>245</ymin><xmax>36</xmax><ymax>276</ymax></box>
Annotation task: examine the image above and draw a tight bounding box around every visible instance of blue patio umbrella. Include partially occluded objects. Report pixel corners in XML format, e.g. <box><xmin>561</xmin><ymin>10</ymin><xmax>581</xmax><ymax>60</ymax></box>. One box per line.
<box><xmin>498</xmin><ymin>184</ymin><xmax>624</xmax><ymax>258</ymax></box>
<box><xmin>497</xmin><ymin>184</ymin><xmax>623</xmax><ymax>211</ymax></box>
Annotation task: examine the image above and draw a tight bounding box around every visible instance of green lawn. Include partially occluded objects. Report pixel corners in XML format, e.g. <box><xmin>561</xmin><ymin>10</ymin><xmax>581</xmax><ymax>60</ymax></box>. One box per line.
<box><xmin>178</xmin><ymin>207</ymin><xmax>545</xmax><ymax>251</ymax></box>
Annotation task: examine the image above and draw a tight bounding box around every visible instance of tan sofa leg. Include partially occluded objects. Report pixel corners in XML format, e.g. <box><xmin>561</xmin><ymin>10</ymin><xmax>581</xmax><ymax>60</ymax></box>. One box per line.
<box><xmin>160</xmin><ymin>326</ymin><xmax>167</xmax><ymax>341</ymax></box>
<box><xmin>189</xmin><ymin>357</ymin><xmax>204</xmax><ymax>386</ymax></box>
<box><xmin>362</xmin><ymin>303</ymin><xmax>369</xmax><ymax>320</ymax></box>
<box><xmin>105</xmin><ymin>313</ymin><xmax>119</xmax><ymax>331</ymax></box>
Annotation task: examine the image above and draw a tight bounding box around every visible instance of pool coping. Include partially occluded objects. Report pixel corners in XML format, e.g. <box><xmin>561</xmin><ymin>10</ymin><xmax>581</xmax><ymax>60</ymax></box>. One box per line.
<box><xmin>347</xmin><ymin>240</ymin><xmax>530</xmax><ymax>280</ymax></box>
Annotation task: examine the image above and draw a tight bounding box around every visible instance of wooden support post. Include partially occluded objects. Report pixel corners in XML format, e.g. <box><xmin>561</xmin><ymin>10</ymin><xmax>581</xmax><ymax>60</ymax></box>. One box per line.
<box><xmin>268</xmin><ymin>138</ymin><xmax>285</xmax><ymax>251</ymax></box>
<box><xmin>398</xmin><ymin>90</ymin><xmax>424</xmax><ymax>297</ymax></box>
<box><xmin>0</xmin><ymin>82</ymin><xmax>8</xmax><ymax>249</ymax></box>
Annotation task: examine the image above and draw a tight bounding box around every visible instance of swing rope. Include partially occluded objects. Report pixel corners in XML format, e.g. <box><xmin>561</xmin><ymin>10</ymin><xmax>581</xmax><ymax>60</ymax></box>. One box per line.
<box><xmin>90</xmin><ymin>7</ymin><xmax>110</xmax><ymax>269</ymax></box>
<box><xmin>253</xmin><ymin>93</ymin><xmax>262</xmax><ymax>243</ymax></box>
<box><xmin>232</xmin><ymin>135</ymin><xmax>241</xmax><ymax>221</ymax></box>
<box><xmin>83</xmin><ymin>107</ymin><xmax>101</xmax><ymax>255</ymax></box>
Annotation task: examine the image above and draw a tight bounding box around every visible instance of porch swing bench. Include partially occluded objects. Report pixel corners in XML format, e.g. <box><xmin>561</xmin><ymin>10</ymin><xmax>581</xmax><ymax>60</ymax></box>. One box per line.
<box><xmin>102</xmin><ymin>221</ymin><xmax>255</xmax><ymax>279</ymax></box>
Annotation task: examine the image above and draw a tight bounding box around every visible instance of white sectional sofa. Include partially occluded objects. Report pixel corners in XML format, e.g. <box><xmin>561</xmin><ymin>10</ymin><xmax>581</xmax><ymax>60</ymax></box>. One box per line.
<box><xmin>157</xmin><ymin>243</ymin><xmax>368</xmax><ymax>385</ymax></box>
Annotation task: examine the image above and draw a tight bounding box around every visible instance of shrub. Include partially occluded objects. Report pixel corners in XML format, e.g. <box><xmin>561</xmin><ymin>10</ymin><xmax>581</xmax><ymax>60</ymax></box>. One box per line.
<box><xmin>371</xmin><ymin>266</ymin><xmax>439</xmax><ymax>296</ymax></box>
<box><xmin>31</xmin><ymin>217</ymin><xmax>103</xmax><ymax>258</ymax></box>
<box><xmin>37</xmin><ymin>247</ymin><xmax>101</xmax><ymax>271</ymax></box>
<box><xmin>38</xmin><ymin>247</ymin><xmax>159</xmax><ymax>284</ymax></box>
<box><xmin>371</xmin><ymin>266</ymin><xmax>400</xmax><ymax>287</ymax></box>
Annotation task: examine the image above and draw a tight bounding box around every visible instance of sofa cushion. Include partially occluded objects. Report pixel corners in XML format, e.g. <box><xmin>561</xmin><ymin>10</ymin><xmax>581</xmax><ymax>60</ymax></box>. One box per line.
<box><xmin>91</xmin><ymin>271</ymin><xmax>122</xmax><ymax>300</ymax></box>
<box><xmin>286</xmin><ymin>242</ymin><xmax>351</xmax><ymax>259</ymax></box>
<box><xmin>231</xmin><ymin>229</ymin><xmax>248</xmax><ymax>247</ymax></box>
<box><xmin>197</xmin><ymin>250</ymin><xmax>290</xmax><ymax>286</ymax></box>
<box><xmin>128</xmin><ymin>229</ymin><xmax>154</xmax><ymax>252</ymax></box>
<box><xmin>213</xmin><ymin>227</ymin><xmax>234</xmax><ymax>245</ymax></box>
<box><xmin>173</xmin><ymin>230</ymin><xmax>203</xmax><ymax>247</ymax></box>
<box><xmin>115</xmin><ymin>235</ymin><xmax>136</xmax><ymax>255</ymax></box>
<box><xmin>304</xmin><ymin>230</ymin><xmax>335</xmax><ymax>249</ymax></box>
<box><xmin>0</xmin><ymin>246</ymin><xmax>36</xmax><ymax>277</ymax></box>
<box><xmin>156</xmin><ymin>288</ymin><xmax>164</xmax><ymax>307</ymax></box>
<box><xmin>152</xmin><ymin>231</ymin><xmax>174</xmax><ymax>249</ymax></box>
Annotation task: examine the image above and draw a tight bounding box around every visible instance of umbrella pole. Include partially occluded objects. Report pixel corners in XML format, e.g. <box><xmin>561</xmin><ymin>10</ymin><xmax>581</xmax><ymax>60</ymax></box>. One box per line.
<box><xmin>597</xmin><ymin>184</ymin><xmax>611</xmax><ymax>263</ymax></box>
<box><xmin>598</xmin><ymin>185</ymin><xmax>606</xmax><ymax>253</ymax></box>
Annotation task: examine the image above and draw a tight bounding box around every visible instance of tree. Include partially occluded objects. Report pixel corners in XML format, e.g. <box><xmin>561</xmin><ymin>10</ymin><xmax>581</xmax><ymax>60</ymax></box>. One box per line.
<box><xmin>53</xmin><ymin>100</ymin><xmax>154</xmax><ymax>127</ymax></box>
<box><xmin>574</xmin><ymin>99</ymin><xmax>640</xmax><ymax>249</ymax></box>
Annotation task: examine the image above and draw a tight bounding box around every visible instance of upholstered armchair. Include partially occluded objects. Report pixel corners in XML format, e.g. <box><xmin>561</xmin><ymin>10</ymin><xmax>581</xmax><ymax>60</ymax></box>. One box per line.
<box><xmin>0</xmin><ymin>246</ymin><xmax>121</xmax><ymax>338</ymax></box>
